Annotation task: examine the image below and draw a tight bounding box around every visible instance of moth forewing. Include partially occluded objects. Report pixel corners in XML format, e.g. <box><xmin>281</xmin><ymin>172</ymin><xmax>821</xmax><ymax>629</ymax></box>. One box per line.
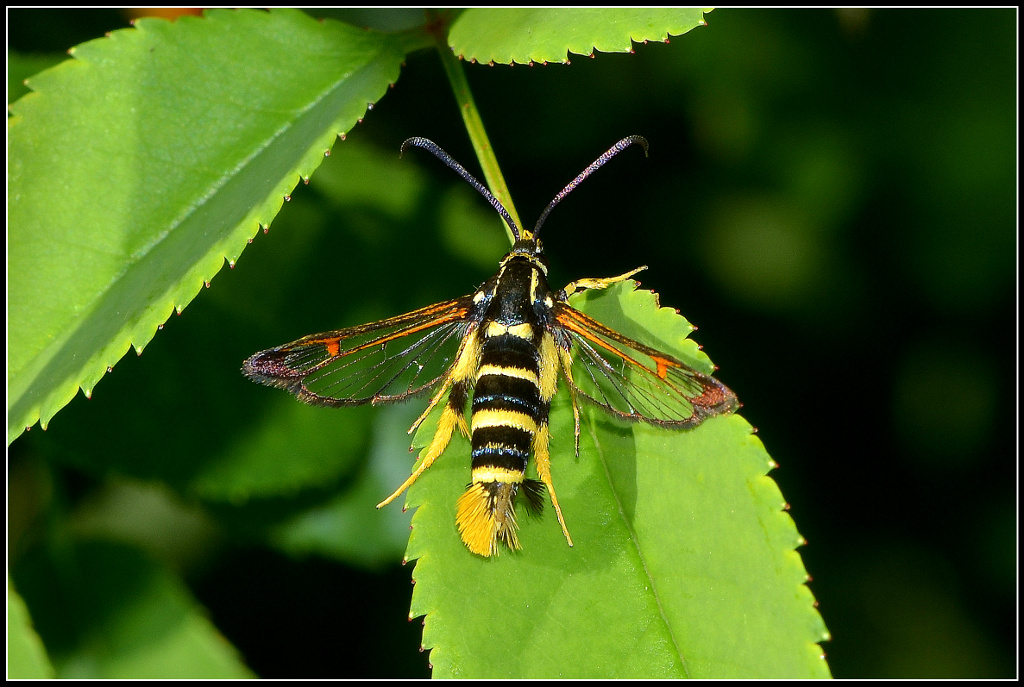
<box><xmin>242</xmin><ymin>297</ymin><xmax>472</xmax><ymax>408</ymax></box>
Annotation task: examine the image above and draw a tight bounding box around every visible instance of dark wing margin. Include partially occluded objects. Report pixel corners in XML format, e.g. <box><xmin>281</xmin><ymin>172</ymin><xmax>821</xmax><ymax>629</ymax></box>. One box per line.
<box><xmin>553</xmin><ymin>302</ymin><xmax>739</xmax><ymax>427</ymax></box>
<box><xmin>242</xmin><ymin>297</ymin><xmax>473</xmax><ymax>407</ymax></box>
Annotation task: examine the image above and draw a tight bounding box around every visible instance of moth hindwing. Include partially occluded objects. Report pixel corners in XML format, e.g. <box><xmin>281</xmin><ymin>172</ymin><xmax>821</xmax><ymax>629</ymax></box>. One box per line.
<box><xmin>242</xmin><ymin>136</ymin><xmax>739</xmax><ymax>557</ymax></box>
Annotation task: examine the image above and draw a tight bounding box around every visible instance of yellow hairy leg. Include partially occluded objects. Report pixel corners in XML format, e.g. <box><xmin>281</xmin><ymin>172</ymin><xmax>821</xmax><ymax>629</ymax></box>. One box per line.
<box><xmin>378</xmin><ymin>328</ymin><xmax>480</xmax><ymax>509</ymax></box>
<box><xmin>561</xmin><ymin>266</ymin><xmax>646</xmax><ymax>298</ymax></box>
<box><xmin>376</xmin><ymin>402</ymin><xmax>463</xmax><ymax>509</ymax></box>
<box><xmin>534</xmin><ymin>424</ymin><xmax>573</xmax><ymax>548</ymax></box>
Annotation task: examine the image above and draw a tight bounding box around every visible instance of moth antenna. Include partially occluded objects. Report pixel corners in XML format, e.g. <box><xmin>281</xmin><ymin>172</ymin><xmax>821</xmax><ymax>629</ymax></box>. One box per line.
<box><xmin>401</xmin><ymin>137</ymin><xmax>521</xmax><ymax>241</ymax></box>
<box><xmin>532</xmin><ymin>135</ymin><xmax>649</xmax><ymax>239</ymax></box>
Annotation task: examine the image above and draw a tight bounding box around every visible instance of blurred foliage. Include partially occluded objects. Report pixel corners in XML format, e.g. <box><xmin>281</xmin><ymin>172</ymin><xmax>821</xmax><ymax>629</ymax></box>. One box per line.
<box><xmin>7</xmin><ymin>7</ymin><xmax>1015</xmax><ymax>678</ymax></box>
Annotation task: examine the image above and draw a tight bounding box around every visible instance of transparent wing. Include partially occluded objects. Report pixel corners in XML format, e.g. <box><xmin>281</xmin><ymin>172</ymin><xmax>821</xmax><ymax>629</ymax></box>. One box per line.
<box><xmin>553</xmin><ymin>302</ymin><xmax>739</xmax><ymax>427</ymax></box>
<box><xmin>243</xmin><ymin>297</ymin><xmax>473</xmax><ymax>407</ymax></box>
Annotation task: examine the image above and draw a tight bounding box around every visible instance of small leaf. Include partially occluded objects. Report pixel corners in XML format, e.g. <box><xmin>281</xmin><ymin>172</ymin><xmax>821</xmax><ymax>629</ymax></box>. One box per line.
<box><xmin>402</xmin><ymin>281</ymin><xmax>829</xmax><ymax>678</ymax></box>
<box><xmin>449</xmin><ymin>8</ymin><xmax>710</xmax><ymax>65</ymax></box>
<box><xmin>7</xmin><ymin>9</ymin><xmax>411</xmax><ymax>443</ymax></box>
<box><xmin>268</xmin><ymin>404</ymin><xmax>419</xmax><ymax>569</ymax></box>
<box><xmin>7</xmin><ymin>577</ymin><xmax>55</xmax><ymax>679</ymax></box>
<box><xmin>12</xmin><ymin>541</ymin><xmax>253</xmax><ymax>678</ymax></box>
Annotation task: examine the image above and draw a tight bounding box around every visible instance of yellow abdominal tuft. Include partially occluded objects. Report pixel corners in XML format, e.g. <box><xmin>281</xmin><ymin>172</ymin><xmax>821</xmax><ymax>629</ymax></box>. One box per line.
<box><xmin>455</xmin><ymin>482</ymin><xmax>521</xmax><ymax>556</ymax></box>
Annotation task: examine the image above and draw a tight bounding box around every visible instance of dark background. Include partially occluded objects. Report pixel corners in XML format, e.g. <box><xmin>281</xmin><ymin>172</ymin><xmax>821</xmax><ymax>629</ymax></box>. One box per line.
<box><xmin>8</xmin><ymin>8</ymin><xmax>1016</xmax><ymax>678</ymax></box>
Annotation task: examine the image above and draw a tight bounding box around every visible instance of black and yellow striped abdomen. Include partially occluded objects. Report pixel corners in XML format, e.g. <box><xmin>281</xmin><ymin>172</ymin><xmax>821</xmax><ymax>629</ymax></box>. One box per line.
<box><xmin>455</xmin><ymin>256</ymin><xmax>554</xmax><ymax>555</ymax></box>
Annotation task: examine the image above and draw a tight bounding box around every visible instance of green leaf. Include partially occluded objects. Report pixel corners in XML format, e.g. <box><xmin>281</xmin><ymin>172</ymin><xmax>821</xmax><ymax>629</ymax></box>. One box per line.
<box><xmin>12</xmin><ymin>541</ymin><xmax>253</xmax><ymax>678</ymax></box>
<box><xmin>7</xmin><ymin>9</ymin><xmax>416</xmax><ymax>444</ymax></box>
<box><xmin>402</xmin><ymin>281</ymin><xmax>829</xmax><ymax>678</ymax></box>
<box><xmin>449</xmin><ymin>8</ymin><xmax>710</xmax><ymax>65</ymax></box>
<box><xmin>7</xmin><ymin>577</ymin><xmax>55</xmax><ymax>679</ymax></box>
<box><xmin>7</xmin><ymin>50</ymin><xmax>67</xmax><ymax>103</ymax></box>
<box><xmin>267</xmin><ymin>404</ymin><xmax>419</xmax><ymax>569</ymax></box>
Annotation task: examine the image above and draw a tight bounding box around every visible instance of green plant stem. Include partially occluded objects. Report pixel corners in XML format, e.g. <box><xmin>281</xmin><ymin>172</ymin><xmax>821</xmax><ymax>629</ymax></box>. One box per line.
<box><xmin>431</xmin><ymin>16</ymin><xmax>521</xmax><ymax>244</ymax></box>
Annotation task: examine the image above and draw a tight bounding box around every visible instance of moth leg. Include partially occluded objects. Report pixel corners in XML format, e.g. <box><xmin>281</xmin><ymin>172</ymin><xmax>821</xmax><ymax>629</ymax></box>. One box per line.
<box><xmin>378</xmin><ymin>331</ymin><xmax>481</xmax><ymax>509</ymax></box>
<box><xmin>408</xmin><ymin>376</ymin><xmax>470</xmax><ymax>440</ymax></box>
<box><xmin>561</xmin><ymin>265</ymin><xmax>647</xmax><ymax>299</ymax></box>
<box><xmin>533</xmin><ymin>423</ymin><xmax>573</xmax><ymax>548</ymax></box>
<box><xmin>557</xmin><ymin>346</ymin><xmax>582</xmax><ymax>458</ymax></box>
<box><xmin>556</xmin><ymin>266</ymin><xmax>645</xmax><ymax>457</ymax></box>
<box><xmin>407</xmin><ymin>327</ymin><xmax>478</xmax><ymax>439</ymax></box>
<box><xmin>376</xmin><ymin>390</ymin><xmax>466</xmax><ymax>509</ymax></box>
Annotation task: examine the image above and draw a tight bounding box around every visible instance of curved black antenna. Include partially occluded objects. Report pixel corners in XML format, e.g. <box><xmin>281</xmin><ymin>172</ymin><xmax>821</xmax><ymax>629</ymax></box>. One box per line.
<box><xmin>532</xmin><ymin>135</ymin><xmax>649</xmax><ymax>239</ymax></box>
<box><xmin>401</xmin><ymin>137</ymin><xmax>521</xmax><ymax>241</ymax></box>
